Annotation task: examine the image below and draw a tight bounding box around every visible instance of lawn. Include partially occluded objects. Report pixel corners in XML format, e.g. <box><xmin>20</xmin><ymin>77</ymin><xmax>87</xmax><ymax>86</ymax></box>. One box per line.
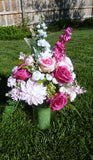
<box><xmin>0</xmin><ymin>28</ymin><xmax>93</xmax><ymax>160</ymax></box>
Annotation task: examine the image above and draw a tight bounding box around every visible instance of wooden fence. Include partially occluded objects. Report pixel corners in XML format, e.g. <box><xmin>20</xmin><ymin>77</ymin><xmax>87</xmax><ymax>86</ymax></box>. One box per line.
<box><xmin>0</xmin><ymin>0</ymin><xmax>93</xmax><ymax>27</ymax></box>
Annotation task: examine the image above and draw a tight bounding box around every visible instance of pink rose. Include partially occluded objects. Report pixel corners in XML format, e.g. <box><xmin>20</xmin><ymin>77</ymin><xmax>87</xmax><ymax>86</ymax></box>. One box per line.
<box><xmin>13</xmin><ymin>63</ymin><xmax>31</xmax><ymax>80</ymax></box>
<box><xmin>50</xmin><ymin>92</ymin><xmax>67</xmax><ymax>111</ymax></box>
<box><xmin>39</xmin><ymin>57</ymin><xmax>56</xmax><ymax>72</ymax></box>
<box><xmin>55</xmin><ymin>66</ymin><xmax>73</xmax><ymax>84</ymax></box>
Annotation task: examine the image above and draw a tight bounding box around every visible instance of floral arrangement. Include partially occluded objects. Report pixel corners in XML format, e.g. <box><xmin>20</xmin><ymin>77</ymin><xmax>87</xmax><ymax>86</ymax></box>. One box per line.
<box><xmin>7</xmin><ymin>20</ymin><xmax>86</xmax><ymax>112</ymax></box>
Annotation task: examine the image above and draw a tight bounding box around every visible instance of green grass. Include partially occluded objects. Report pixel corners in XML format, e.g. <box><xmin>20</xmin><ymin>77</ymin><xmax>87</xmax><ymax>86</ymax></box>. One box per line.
<box><xmin>0</xmin><ymin>27</ymin><xmax>93</xmax><ymax>160</ymax></box>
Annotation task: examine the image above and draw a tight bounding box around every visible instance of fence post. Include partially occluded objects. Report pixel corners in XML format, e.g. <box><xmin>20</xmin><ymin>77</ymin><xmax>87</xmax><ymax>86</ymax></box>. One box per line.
<box><xmin>21</xmin><ymin>0</ymin><xmax>26</xmax><ymax>24</ymax></box>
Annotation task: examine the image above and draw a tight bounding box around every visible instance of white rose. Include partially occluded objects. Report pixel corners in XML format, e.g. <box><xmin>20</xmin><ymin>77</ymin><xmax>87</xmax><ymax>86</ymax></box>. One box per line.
<box><xmin>46</xmin><ymin>74</ymin><xmax>53</xmax><ymax>81</ymax></box>
<box><xmin>52</xmin><ymin>78</ymin><xmax>58</xmax><ymax>84</ymax></box>
<box><xmin>32</xmin><ymin>71</ymin><xmax>42</xmax><ymax>81</ymax></box>
<box><xmin>59</xmin><ymin>87</ymin><xmax>66</xmax><ymax>93</ymax></box>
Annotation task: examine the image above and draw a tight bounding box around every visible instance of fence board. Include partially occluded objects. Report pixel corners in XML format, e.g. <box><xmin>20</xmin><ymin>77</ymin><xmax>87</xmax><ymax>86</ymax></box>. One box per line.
<box><xmin>0</xmin><ymin>0</ymin><xmax>93</xmax><ymax>27</ymax></box>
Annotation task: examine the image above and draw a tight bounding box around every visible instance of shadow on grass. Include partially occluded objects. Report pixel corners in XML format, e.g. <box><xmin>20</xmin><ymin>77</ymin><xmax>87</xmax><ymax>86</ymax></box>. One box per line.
<box><xmin>0</xmin><ymin>74</ymin><xmax>9</xmax><ymax>118</ymax></box>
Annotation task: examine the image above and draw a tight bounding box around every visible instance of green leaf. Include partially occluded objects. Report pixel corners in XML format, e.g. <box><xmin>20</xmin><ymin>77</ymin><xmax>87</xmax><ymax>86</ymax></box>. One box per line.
<box><xmin>66</xmin><ymin>103</ymin><xmax>81</xmax><ymax>118</ymax></box>
<box><xmin>13</xmin><ymin>59</ymin><xmax>25</xmax><ymax>66</ymax></box>
<box><xmin>2</xmin><ymin>101</ymin><xmax>19</xmax><ymax>122</ymax></box>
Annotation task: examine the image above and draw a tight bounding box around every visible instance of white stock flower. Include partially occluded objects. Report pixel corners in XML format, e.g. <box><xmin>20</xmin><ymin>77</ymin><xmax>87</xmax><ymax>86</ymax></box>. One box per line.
<box><xmin>32</xmin><ymin>71</ymin><xmax>42</xmax><ymax>81</ymax></box>
<box><xmin>7</xmin><ymin>76</ymin><xmax>16</xmax><ymax>87</ymax></box>
<box><xmin>46</xmin><ymin>74</ymin><xmax>53</xmax><ymax>81</ymax></box>
<box><xmin>37</xmin><ymin>39</ymin><xmax>51</xmax><ymax>49</ymax></box>
<box><xmin>37</xmin><ymin>29</ymin><xmax>47</xmax><ymax>37</ymax></box>
<box><xmin>38</xmin><ymin>50</ymin><xmax>53</xmax><ymax>59</ymax></box>
<box><xmin>41</xmin><ymin>23</ymin><xmax>47</xmax><ymax>29</ymax></box>
<box><xmin>36</xmin><ymin>24</ymin><xmax>40</xmax><ymax>29</ymax></box>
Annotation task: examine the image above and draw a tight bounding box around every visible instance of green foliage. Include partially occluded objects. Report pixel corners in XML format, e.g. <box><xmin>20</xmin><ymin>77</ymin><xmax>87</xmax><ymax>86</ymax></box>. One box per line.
<box><xmin>46</xmin><ymin>82</ymin><xmax>56</xmax><ymax>98</ymax></box>
<box><xmin>0</xmin><ymin>28</ymin><xmax>93</xmax><ymax>159</ymax></box>
<box><xmin>0</xmin><ymin>25</ymin><xmax>31</xmax><ymax>40</ymax></box>
<box><xmin>13</xmin><ymin>59</ymin><xmax>25</xmax><ymax>66</ymax></box>
<box><xmin>47</xmin><ymin>18</ymin><xmax>93</xmax><ymax>33</ymax></box>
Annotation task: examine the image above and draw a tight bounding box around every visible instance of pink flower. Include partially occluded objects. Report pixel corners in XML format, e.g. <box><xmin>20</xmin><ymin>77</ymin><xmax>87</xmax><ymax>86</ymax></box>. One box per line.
<box><xmin>13</xmin><ymin>63</ymin><xmax>31</xmax><ymax>80</ymax></box>
<box><xmin>10</xmin><ymin>88</ymin><xmax>20</xmax><ymax>101</ymax></box>
<box><xmin>25</xmin><ymin>55</ymin><xmax>33</xmax><ymax>66</ymax></box>
<box><xmin>39</xmin><ymin>57</ymin><xmax>56</xmax><ymax>72</ymax></box>
<box><xmin>20</xmin><ymin>79</ymin><xmax>47</xmax><ymax>105</ymax></box>
<box><xmin>58</xmin><ymin>56</ymin><xmax>74</xmax><ymax>71</ymax></box>
<box><xmin>55</xmin><ymin>66</ymin><xmax>73</xmax><ymax>84</ymax></box>
<box><xmin>49</xmin><ymin>92</ymin><xmax>67</xmax><ymax>111</ymax></box>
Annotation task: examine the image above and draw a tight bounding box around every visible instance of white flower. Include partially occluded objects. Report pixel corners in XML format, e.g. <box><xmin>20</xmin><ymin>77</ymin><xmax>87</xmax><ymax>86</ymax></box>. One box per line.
<box><xmin>12</xmin><ymin>66</ymin><xmax>18</xmax><ymax>72</ymax></box>
<box><xmin>20</xmin><ymin>79</ymin><xmax>47</xmax><ymax>105</ymax></box>
<box><xmin>41</xmin><ymin>23</ymin><xmax>47</xmax><ymax>29</ymax></box>
<box><xmin>37</xmin><ymin>29</ymin><xmax>47</xmax><ymax>37</ymax></box>
<box><xmin>37</xmin><ymin>39</ymin><xmax>51</xmax><ymax>49</ymax></box>
<box><xmin>7</xmin><ymin>76</ymin><xmax>16</xmax><ymax>87</ymax></box>
<box><xmin>36</xmin><ymin>24</ymin><xmax>40</xmax><ymax>29</ymax></box>
<box><xmin>59</xmin><ymin>86</ymin><xmax>66</xmax><ymax>93</ymax></box>
<box><xmin>19</xmin><ymin>52</ymin><xmax>26</xmax><ymax>60</ymax></box>
<box><xmin>71</xmin><ymin>72</ymin><xmax>76</xmax><ymax>80</ymax></box>
<box><xmin>40</xmin><ymin>73</ymin><xmax>45</xmax><ymax>80</ymax></box>
<box><xmin>38</xmin><ymin>50</ymin><xmax>53</xmax><ymax>59</ymax></box>
<box><xmin>32</xmin><ymin>71</ymin><xmax>42</xmax><ymax>81</ymax></box>
<box><xmin>69</xmin><ymin>92</ymin><xmax>77</xmax><ymax>102</ymax></box>
<box><xmin>46</xmin><ymin>74</ymin><xmax>53</xmax><ymax>81</ymax></box>
<box><xmin>52</xmin><ymin>78</ymin><xmax>58</xmax><ymax>84</ymax></box>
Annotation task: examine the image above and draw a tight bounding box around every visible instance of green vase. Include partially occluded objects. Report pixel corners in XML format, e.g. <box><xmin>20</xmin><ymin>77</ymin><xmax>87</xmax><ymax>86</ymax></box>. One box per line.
<box><xmin>33</xmin><ymin>106</ymin><xmax>52</xmax><ymax>130</ymax></box>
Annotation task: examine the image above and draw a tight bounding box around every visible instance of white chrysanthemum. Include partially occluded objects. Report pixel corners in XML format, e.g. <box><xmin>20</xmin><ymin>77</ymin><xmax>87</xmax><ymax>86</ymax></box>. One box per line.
<box><xmin>7</xmin><ymin>76</ymin><xmax>16</xmax><ymax>87</ymax></box>
<box><xmin>20</xmin><ymin>79</ymin><xmax>47</xmax><ymax>105</ymax></box>
<box><xmin>46</xmin><ymin>74</ymin><xmax>53</xmax><ymax>81</ymax></box>
<box><xmin>10</xmin><ymin>88</ymin><xmax>20</xmax><ymax>101</ymax></box>
<box><xmin>37</xmin><ymin>39</ymin><xmax>51</xmax><ymax>49</ymax></box>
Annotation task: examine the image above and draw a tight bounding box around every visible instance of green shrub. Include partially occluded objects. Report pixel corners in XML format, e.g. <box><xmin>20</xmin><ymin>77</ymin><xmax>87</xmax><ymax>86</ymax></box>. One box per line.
<box><xmin>0</xmin><ymin>25</ymin><xmax>31</xmax><ymax>40</ymax></box>
<box><xmin>47</xmin><ymin>18</ymin><xmax>93</xmax><ymax>33</ymax></box>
